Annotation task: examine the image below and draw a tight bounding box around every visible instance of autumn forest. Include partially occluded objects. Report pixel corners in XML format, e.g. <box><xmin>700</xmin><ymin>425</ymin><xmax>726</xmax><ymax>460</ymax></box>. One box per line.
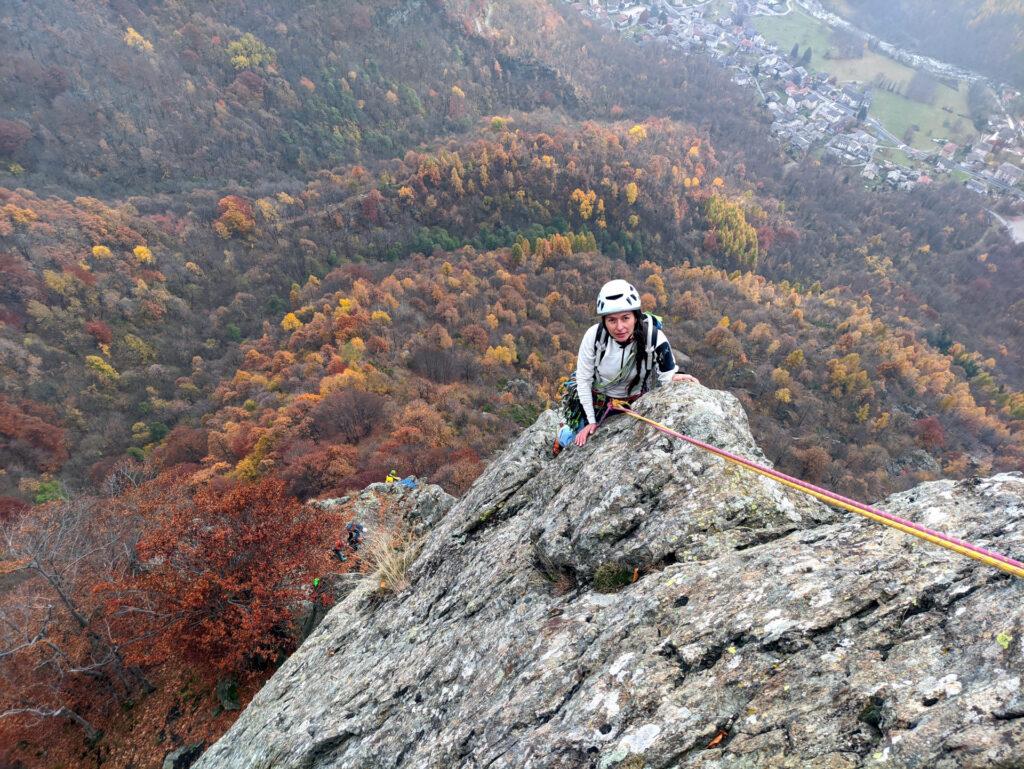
<box><xmin>1</xmin><ymin>0</ymin><xmax>1022</xmax><ymax>766</ymax></box>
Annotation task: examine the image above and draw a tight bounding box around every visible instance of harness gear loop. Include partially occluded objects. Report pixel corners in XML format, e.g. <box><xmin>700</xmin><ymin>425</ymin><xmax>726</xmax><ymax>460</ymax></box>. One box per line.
<box><xmin>607</xmin><ymin>399</ymin><xmax>1024</xmax><ymax>580</ymax></box>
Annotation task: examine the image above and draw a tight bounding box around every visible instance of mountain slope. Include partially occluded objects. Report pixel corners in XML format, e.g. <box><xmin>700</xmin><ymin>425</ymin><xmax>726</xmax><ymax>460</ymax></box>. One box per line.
<box><xmin>195</xmin><ymin>384</ymin><xmax>1024</xmax><ymax>768</ymax></box>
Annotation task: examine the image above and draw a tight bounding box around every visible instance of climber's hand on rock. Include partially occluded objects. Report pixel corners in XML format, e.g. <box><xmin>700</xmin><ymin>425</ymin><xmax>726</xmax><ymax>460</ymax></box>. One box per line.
<box><xmin>575</xmin><ymin>423</ymin><xmax>598</xmax><ymax>447</ymax></box>
<box><xmin>673</xmin><ymin>373</ymin><xmax>699</xmax><ymax>385</ymax></box>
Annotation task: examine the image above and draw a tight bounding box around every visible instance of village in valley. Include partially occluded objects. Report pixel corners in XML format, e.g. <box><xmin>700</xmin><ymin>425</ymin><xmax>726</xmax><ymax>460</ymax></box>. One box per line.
<box><xmin>567</xmin><ymin>0</ymin><xmax>1024</xmax><ymax>215</ymax></box>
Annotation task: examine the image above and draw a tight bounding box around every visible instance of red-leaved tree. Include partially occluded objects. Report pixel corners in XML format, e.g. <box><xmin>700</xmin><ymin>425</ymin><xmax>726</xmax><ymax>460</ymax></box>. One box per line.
<box><xmin>104</xmin><ymin>477</ymin><xmax>327</xmax><ymax>675</ymax></box>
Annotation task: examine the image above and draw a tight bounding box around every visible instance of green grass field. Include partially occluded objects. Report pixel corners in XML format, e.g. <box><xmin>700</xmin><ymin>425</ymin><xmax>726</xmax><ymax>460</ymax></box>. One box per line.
<box><xmin>754</xmin><ymin>8</ymin><xmax>832</xmax><ymax>59</ymax></box>
<box><xmin>870</xmin><ymin>87</ymin><xmax>974</xmax><ymax>149</ymax></box>
<box><xmin>875</xmin><ymin>146</ymin><xmax>917</xmax><ymax>167</ymax></box>
<box><xmin>753</xmin><ymin>8</ymin><xmax>978</xmax><ymax>150</ymax></box>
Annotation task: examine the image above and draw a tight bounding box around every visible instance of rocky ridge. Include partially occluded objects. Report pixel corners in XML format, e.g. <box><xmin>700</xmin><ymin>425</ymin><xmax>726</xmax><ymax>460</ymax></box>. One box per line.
<box><xmin>195</xmin><ymin>384</ymin><xmax>1024</xmax><ymax>769</ymax></box>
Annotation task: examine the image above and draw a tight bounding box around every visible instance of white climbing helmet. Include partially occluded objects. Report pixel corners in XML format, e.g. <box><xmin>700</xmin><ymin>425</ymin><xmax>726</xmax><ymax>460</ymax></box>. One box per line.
<box><xmin>596</xmin><ymin>279</ymin><xmax>641</xmax><ymax>316</ymax></box>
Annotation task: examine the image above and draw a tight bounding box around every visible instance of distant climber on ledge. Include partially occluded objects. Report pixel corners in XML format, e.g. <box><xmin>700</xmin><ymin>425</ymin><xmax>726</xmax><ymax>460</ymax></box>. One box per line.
<box><xmin>554</xmin><ymin>279</ymin><xmax>699</xmax><ymax>455</ymax></box>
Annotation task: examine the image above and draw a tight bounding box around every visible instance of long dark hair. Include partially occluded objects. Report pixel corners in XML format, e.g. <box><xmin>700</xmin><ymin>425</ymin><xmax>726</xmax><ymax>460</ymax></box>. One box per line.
<box><xmin>603</xmin><ymin>310</ymin><xmax>647</xmax><ymax>394</ymax></box>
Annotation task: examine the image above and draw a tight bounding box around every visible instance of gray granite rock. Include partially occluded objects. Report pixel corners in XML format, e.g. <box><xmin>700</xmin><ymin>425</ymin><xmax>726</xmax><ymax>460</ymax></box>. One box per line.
<box><xmin>163</xmin><ymin>742</ymin><xmax>203</xmax><ymax>769</ymax></box>
<box><xmin>215</xmin><ymin>677</ymin><xmax>240</xmax><ymax>712</ymax></box>
<box><xmin>315</xmin><ymin>478</ymin><xmax>456</xmax><ymax>541</ymax></box>
<box><xmin>194</xmin><ymin>384</ymin><xmax>1024</xmax><ymax>769</ymax></box>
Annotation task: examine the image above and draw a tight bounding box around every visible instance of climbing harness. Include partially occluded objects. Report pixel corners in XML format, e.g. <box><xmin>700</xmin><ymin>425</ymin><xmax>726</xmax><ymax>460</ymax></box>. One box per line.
<box><xmin>606</xmin><ymin>399</ymin><xmax>1024</xmax><ymax>580</ymax></box>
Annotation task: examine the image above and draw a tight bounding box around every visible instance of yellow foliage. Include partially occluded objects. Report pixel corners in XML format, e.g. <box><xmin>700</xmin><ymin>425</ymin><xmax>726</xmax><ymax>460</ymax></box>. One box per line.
<box><xmin>783</xmin><ymin>349</ymin><xmax>805</xmax><ymax>369</ymax></box>
<box><xmin>281</xmin><ymin>312</ymin><xmax>303</xmax><ymax>332</ymax></box>
<box><xmin>628</xmin><ymin>124</ymin><xmax>648</xmax><ymax>142</ymax></box>
<box><xmin>255</xmin><ymin>198</ymin><xmax>279</xmax><ymax>222</ymax></box>
<box><xmin>91</xmin><ymin>245</ymin><xmax>113</xmax><ymax>259</ymax></box>
<box><xmin>133</xmin><ymin>245</ymin><xmax>154</xmax><ymax>264</ymax></box>
<box><xmin>570</xmin><ymin>188</ymin><xmax>597</xmax><ymax>220</ymax></box>
<box><xmin>227</xmin><ymin>32</ymin><xmax>275</xmax><ymax>70</ymax></box>
<box><xmin>3</xmin><ymin>204</ymin><xmax>37</xmax><ymax>224</ymax></box>
<box><xmin>712</xmin><ymin>177</ymin><xmax>725</xmax><ymax>187</ymax></box>
<box><xmin>43</xmin><ymin>270</ymin><xmax>73</xmax><ymax>296</ymax></box>
<box><xmin>625</xmin><ymin>181</ymin><xmax>639</xmax><ymax>205</ymax></box>
<box><xmin>124</xmin><ymin>27</ymin><xmax>154</xmax><ymax>53</ymax></box>
<box><xmin>485</xmin><ymin>313</ymin><xmax>499</xmax><ymax>330</ymax></box>
<box><xmin>483</xmin><ymin>345</ymin><xmax>516</xmax><ymax>365</ymax></box>
<box><xmin>85</xmin><ymin>355</ymin><xmax>120</xmax><ymax>381</ymax></box>
<box><xmin>235</xmin><ymin>432</ymin><xmax>273</xmax><ymax>481</ymax></box>
<box><xmin>371</xmin><ymin>310</ymin><xmax>392</xmax><ymax>324</ymax></box>
<box><xmin>320</xmin><ymin>367</ymin><xmax>367</xmax><ymax>393</ymax></box>
<box><xmin>122</xmin><ymin>334</ymin><xmax>156</xmax><ymax>363</ymax></box>
<box><xmin>774</xmin><ymin>388</ymin><xmax>792</xmax><ymax>404</ymax></box>
<box><xmin>398</xmin><ymin>186</ymin><xmax>415</xmax><ymax>204</ymax></box>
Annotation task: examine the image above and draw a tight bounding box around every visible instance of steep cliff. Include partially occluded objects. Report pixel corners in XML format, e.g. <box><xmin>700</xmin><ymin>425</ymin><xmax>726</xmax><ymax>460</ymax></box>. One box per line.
<box><xmin>195</xmin><ymin>384</ymin><xmax>1024</xmax><ymax>769</ymax></box>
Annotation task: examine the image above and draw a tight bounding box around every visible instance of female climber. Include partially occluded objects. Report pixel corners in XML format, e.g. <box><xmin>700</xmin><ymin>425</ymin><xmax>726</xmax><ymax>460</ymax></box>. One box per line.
<box><xmin>554</xmin><ymin>279</ymin><xmax>699</xmax><ymax>454</ymax></box>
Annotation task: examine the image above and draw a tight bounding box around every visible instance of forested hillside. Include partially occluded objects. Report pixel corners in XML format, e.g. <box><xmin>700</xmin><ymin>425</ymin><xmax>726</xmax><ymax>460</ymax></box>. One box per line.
<box><xmin>1</xmin><ymin>1</ymin><xmax>1022</xmax><ymax>767</ymax></box>
<box><xmin>822</xmin><ymin>0</ymin><xmax>1024</xmax><ymax>87</ymax></box>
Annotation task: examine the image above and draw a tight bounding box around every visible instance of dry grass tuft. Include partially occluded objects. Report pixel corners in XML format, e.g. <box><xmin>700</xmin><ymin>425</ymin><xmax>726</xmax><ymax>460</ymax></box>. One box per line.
<box><xmin>364</xmin><ymin>530</ymin><xmax>418</xmax><ymax>593</ymax></box>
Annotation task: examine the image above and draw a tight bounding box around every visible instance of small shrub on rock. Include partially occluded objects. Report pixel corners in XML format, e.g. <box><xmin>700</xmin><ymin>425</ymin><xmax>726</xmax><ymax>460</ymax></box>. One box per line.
<box><xmin>593</xmin><ymin>562</ymin><xmax>633</xmax><ymax>593</ymax></box>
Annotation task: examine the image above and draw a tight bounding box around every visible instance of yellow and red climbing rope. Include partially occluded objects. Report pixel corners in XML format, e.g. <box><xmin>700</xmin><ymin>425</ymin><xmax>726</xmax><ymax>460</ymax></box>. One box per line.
<box><xmin>606</xmin><ymin>399</ymin><xmax>1024</xmax><ymax>580</ymax></box>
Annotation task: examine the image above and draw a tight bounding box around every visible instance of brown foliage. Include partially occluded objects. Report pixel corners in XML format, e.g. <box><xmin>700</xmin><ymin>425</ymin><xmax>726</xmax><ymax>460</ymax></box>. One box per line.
<box><xmin>279</xmin><ymin>441</ymin><xmax>358</xmax><ymax>498</ymax></box>
<box><xmin>84</xmin><ymin>319</ymin><xmax>113</xmax><ymax>345</ymax></box>
<box><xmin>408</xmin><ymin>345</ymin><xmax>479</xmax><ymax>383</ymax></box>
<box><xmin>309</xmin><ymin>388</ymin><xmax>384</xmax><ymax>443</ymax></box>
<box><xmin>0</xmin><ymin>118</ymin><xmax>31</xmax><ymax>156</ymax></box>
<box><xmin>1</xmin><ymin>496</ymin><xmax>150</xmax><ymax>748</ymax></box>
<box><xmin>0</xmin><ymin>396</ymin><xmax>68</xmax><ymax>472</ymax></box>
<box><xmin>105</xmin><ymin>478</ymin><xmax>326</xmax><ymax>675</ymax></box>
<box><xmin>150</xmin><ymin>425</ymin><xmax>209</xmax><ymax>471</ymax></box>
<box><xmin>793</xmin><ymin>446</ymin><xmax>833</xmax><ymax>484</ymax></box>
<box><xmin>914</xmin><ymin>416</ymin><xmax>945</xmax><ymax>451</ymax></box>
<box><xmin>0</xmin><ymin>495</ymin><xmax>28</xmax><ymax>524</ymax></box>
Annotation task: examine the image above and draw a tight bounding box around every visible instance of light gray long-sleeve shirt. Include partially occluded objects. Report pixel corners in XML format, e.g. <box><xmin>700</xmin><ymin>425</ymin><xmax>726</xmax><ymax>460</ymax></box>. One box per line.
<box><xmin>575</xmin><ymin>322</ymin><xmax>679</xmax><ymax>425</ymax></box>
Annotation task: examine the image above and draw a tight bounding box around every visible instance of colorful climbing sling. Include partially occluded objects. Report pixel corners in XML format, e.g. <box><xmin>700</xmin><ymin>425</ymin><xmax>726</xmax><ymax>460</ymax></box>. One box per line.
<box><xmin>605</xmin><ymin>399</ymin><xmax>1024</xmax><ymax>580</ymax></box>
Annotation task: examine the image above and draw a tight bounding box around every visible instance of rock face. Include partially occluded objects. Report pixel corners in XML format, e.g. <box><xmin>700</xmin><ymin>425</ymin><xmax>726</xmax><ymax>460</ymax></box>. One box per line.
<box><xmin>195</xmin><ymin>384</ymin><xmax>1024</xmax><ymax>769</ymax></box>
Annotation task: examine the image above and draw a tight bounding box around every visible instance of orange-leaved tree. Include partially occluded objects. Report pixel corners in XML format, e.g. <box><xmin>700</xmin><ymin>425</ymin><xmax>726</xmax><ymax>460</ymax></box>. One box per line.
<box><xmin>104</xmin><ymin>477</ymin><xmax>327</xmax><ymax>675</ymax></box>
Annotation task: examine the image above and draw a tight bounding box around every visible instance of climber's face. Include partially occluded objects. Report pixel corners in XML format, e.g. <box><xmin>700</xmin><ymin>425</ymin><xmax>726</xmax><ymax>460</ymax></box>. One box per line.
<box><xmin>603</xmin><ymin>311</ymin><xmax>635</xmax><ymax>343</ymax></box>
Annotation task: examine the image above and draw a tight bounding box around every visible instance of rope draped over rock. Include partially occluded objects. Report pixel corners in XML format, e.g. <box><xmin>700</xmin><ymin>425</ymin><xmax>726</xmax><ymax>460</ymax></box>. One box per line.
<box><xmin>606</xmin><ymin>399</ymin><xmax>1024</xmax><ymax>580</ymax></box>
